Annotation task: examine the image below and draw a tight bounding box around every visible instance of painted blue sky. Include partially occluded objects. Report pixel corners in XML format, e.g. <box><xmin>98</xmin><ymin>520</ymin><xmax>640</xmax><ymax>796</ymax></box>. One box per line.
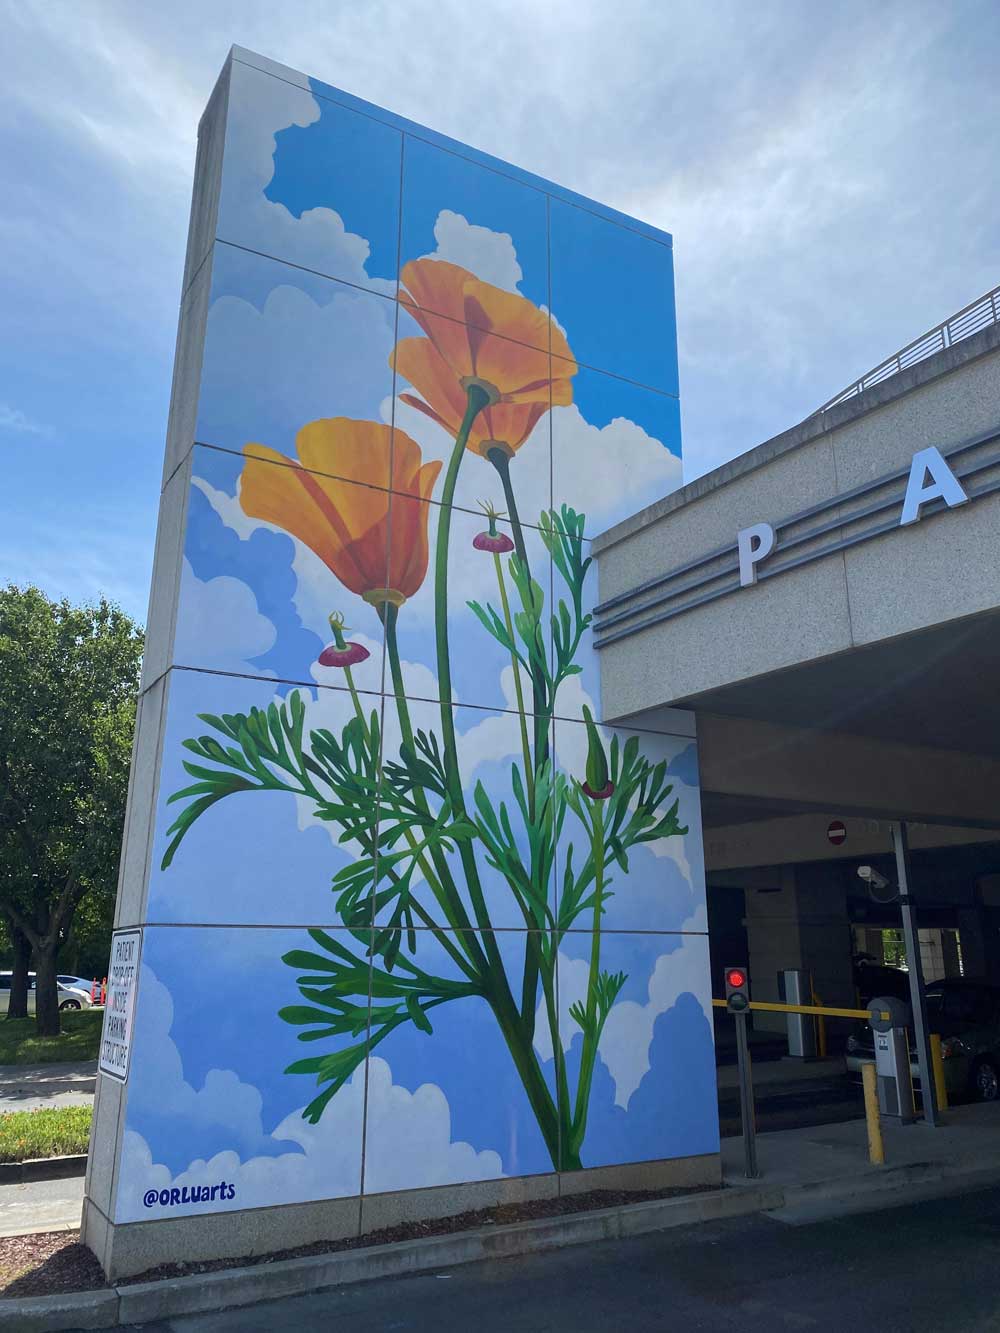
<box><xmin>3</xmin><ymin>0</ymin><xmax>1000</xmax><ymax>620</ymax></box>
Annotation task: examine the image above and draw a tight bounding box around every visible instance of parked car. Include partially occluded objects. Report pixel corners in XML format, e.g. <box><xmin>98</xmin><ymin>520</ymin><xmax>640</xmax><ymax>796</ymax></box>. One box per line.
<box><xmin>846</xmin><ymin>978</ymin><xmax>1000</xmax><ymax>1102</ymax></box>
<box><xmin>853</xmin><ymin>961</ymin><xmax>910</xmax><ymax>1007</ymax></box>
<box><xmin>57</xmin><ymin>975</ymin><xmax>100</xmax><ymax>1005</ymax></box>
<box><xmin>58</xmin><ymin>974</ymin><xmax>94</xmax><ymax>992</ymax></box>
<box><xmin>0</xmin><ymin>972</ymin><xmax>94</xmax><ymax>1013</ymax></box>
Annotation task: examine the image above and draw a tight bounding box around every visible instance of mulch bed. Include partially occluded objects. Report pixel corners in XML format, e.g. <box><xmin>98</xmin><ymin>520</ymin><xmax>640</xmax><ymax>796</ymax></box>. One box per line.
<box><xmin>1</xmin><ymin>1183</ymin><xmax>715</xmax><ymax>1300</ymax></box>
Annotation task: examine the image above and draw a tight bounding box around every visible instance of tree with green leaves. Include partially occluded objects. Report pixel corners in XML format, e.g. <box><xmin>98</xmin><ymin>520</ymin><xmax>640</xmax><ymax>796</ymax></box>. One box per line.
<box><xmin>0</xmin><ymin>586</ymin><xmax>142</xmax><ymax>1034</ymax></box>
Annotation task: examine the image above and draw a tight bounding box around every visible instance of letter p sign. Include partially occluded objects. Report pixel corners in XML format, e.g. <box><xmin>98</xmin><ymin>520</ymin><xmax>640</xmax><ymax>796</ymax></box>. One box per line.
<box><xmin>737</xmin><ymin>522</ymin><xmax>776</xmax><ymax>587</ymax></box>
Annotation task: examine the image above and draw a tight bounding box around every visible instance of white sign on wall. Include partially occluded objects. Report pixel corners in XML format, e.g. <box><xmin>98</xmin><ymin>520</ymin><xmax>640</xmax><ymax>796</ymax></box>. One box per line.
<box><xmin>98</xmin><ymin>928</ymin><xmax>143</xmax><ymax>1083</ymax></box>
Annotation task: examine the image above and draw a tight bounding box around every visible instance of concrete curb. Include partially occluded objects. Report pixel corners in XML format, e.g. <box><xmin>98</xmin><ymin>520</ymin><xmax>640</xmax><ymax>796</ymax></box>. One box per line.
<box><xmin>0</xmin><ymin>1156</ymin><xmax>88</xmax><ymax>1186</ymax></box>
<box><xmin>0</xmin><ymin>1183</ymin><xmax>780</xmax><ymax>1331</ymax></box>
<box><xmin>3</xmin><ymin>1160</ymin><xmax>1000</xmax><ymax>1331</ymax></box>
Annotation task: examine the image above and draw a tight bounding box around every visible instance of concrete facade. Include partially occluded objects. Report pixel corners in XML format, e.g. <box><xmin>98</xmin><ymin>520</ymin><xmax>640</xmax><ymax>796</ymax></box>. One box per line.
<box><xmin>593</xmin><ymin>316</ymin><xmax>1000</xmax><ymax>1037</ymax></box>
<box><xmin>83</xmin><ymin>47</ymin><xmax>718</xmax><ymax>1280</ymax></box>
<box><xmin>595</xmin><ymin>323</ymin><xmax>1000</xmax><ymax>726</ymax></box>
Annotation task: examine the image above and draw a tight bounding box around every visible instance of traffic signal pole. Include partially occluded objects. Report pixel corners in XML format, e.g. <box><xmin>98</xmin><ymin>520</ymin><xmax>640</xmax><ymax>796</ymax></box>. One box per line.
<box><xmin>724</xmin><ymin>966</ymin><xmax>758</xmax><ymax>1179</ymax></box>
<box><xmin>734</xmin><ymin>1009</ymin><xmax>758</xmax><ymax>1178</ymax></box>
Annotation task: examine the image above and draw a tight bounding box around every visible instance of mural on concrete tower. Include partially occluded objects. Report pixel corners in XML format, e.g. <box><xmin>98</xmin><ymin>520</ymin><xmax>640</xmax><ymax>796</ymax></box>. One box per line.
<box><xmin>115</xmin><ymin>53</ymin><xmax>715</xmax><ymax>1224</ymax></box>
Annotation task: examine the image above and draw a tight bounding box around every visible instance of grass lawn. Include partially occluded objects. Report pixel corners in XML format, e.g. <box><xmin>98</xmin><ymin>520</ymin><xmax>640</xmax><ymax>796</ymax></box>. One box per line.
<box><xmin>0</xmin><ymin>1105</ymin><xmax>92</xmax><ymax>1162</ymax></box>
<box><xmin>0</xmin><ymin>1009</ymin><xmax>103</xmax><ymax>1066</ymax></box>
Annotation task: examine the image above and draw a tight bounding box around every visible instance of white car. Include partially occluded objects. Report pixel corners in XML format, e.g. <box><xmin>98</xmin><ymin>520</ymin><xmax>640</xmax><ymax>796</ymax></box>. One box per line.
<box><xmin>0</xmin><ymin>972</ymin><xmax>94</xmax><ymax>1013</ymax></box>
<box><xmin>58</xmin><ymin>975</ymin><xmax>100</xmax><ymax>1007</ymax></box>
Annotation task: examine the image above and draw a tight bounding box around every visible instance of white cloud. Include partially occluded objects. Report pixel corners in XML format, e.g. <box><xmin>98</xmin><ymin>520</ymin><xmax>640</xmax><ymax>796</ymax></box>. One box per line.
<box><xmin>124</xmin><ymin>967</ymin><xmax>280</xmax><ymax>1166</ymax></box>
<box><xmin>533</xmin><ymin>904</ymin><xmax>712</xmax><ymax>1109</ymax></box>
<box><xmin>427</xmin><ymin>209</ymin><xmax>523</xmax><ymax>293</ymax></box>
<box><xmin>219</xmin><ymin>60</ymin><xmax>392</xmax><ymax>295</ymax></box>
<box><xmin>174</xmin><ymin>558</ymin><xmax>277</xmax><ymax>676</ymax></box>
<box><xmin>550</xmin><ymin>405</ymin><xmax>683</xmax><ymax>532</ymax></box>
<box><xmin>116</xmin><ymin>966</ymin><xmax>503</xmax><ymax>1223</ymax></box>
<box><xmin>360</xmin><ymin>1058</ymin><xmax>503</xmax><ymax>1193</ymax></box>
<box><xmin>199</xmin><ymin>280</ymin><xmax>397</xmax><ymax>453</ymax></box>
<box><xmin>0</xmin><ymin>402</ymin><xmax>49</xmax><ymax>437</ymax></box>
<box><xmin>191</xmin><ymin>474</ymin><xmax>264</xmax><ymax>541</ymax></box>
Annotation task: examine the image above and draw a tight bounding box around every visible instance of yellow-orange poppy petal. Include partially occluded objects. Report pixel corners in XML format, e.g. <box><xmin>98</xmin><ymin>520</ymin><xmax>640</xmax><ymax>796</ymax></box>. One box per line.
<box><xmin>388</xmin><ymin>490</ymin><xmax>433</xmax><ymax>597</ymax></box>
<box><xmin>467</xmin><ymin>328</ymin><xmax>551</xmax><ymax>398</ymax></box>
<box><xmin>398</xmin><ymin>392</ymin><xmax>451</xmax><ymax>434</ymax></box>
<box><xmin>462</xmin><ymin>280</ymin><xmax>553</xmax><ymax>353</ymax></box>
<box><xmin>295</xmin><ymin>418</ymin><xmax>393</xmax><ymax>492</ymax></box>
<box><xmin>478</xmin><ymin>401</ymin><xmax>547</xmax><ymax>454</ymax></box>
<box><xmin>390</xmin><ymin>428</ymin><xmax>441</xmax><ymax>497</ymax></box>
<box><xmin>392</xmin><ymin>337</ymin><xmax>469</xmax><ymax>436</ymax></box>
<box><xmin>549</xmin><ymin>321</ymin><xmax>576</xmax><ymax>368</ymax></box>
<box><xmin>400</xmin><ymin>257</ymin><xmax>473</xmax><ymax>326</ymax></box>
<box><xmin>550</xmin><ymin>376</ymin><xmax>576</xmax><ymax>408</ymax></box>
<box><xmin>240</xmin><ymin>444</ymin><xmax>382</xmax><ymax>595</ymax></box>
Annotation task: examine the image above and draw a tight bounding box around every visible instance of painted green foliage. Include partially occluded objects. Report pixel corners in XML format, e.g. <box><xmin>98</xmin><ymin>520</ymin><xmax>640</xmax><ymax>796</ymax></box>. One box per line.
<box><xmin>162</xmin><ymin>259</ymin><xmax>687</xmax><ymax>1170</ymax></box>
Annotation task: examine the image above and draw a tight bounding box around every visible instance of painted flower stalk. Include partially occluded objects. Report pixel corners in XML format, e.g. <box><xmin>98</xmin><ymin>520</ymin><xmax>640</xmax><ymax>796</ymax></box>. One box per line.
<box><xmin>163</xmin><ymin>261</ymin><xmax>688</xmax><ymax>1172</ymax></box>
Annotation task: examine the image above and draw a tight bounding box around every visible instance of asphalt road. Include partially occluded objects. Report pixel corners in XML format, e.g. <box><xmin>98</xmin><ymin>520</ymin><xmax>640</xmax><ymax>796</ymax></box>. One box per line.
<box><xmin>116</xmin><ymin>1186</ymin><xmax>1000</xmax><ymax>1333</ymax></box>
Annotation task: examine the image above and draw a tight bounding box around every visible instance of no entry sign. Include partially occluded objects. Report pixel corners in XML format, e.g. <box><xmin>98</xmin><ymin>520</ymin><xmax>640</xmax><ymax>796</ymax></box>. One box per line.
<box><xmin>827</xmin><ymin>820</ymin><xmax>847</xmax><ymax>846</ymax></box>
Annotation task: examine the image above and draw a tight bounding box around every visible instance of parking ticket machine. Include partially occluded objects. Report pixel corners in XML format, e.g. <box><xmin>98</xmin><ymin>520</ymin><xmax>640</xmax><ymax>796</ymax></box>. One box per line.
<box><xmin>868</xmin><ymin>994</ymin><xmax>914</xmax><ymax>1124</ymax></box>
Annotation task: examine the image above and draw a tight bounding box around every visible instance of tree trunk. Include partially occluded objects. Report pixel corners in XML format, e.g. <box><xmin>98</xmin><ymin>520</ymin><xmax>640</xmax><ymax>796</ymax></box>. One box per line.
<box><xmin>6</xmin><ymin>927</ymin><xmax>31</xmax><ymax>1020</ymax></box>
<box><xmin>34</xmin><ymin>944</ymin><xmax>61</xmax><ymax>1037</ymax></box>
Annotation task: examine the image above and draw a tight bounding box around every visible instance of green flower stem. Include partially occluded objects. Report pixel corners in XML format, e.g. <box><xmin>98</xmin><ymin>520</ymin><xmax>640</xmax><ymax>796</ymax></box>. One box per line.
<box><xmin>541</xmin><ymin>964</ymin><xmax>572</xmax><ymax>1145</ymax></box>
<box><xmin>434</xmin><ymin>389</ymin><xmax>504</xmax><ymax>944</ymax></box>
<box><xmin>490</xmin><ymin>985</ymin><xmax>562</xmax><ymax>1166</ymax></box>
<box><xmin>432</xmin><ymin>389</ymin><xmax>557</xmax><ymax>1145</ymax></box>
<box><xmin>492</xmin><ymin>550</ymin><xmax>534</xmax><ymax>813</ymax></box>
<box><xmin>382</xmin><ymin>603</ymin><xmax>415</xmax><ymax>755</ymax></box>
<box><xmin>342</xmin><ymin>665</ymin><xmax>371</xmax><ymax>746</ymax></box>
<box><xmin>570</xmin><ymin>800</ymin><xmax>606</xmax><ymax>1153</ymax></box>
<box><xmin>409</xmin><ymin>900</ymin><xmax>481</xmax><ymax>981</ymax></box>
<box><xmin>487</xmin><ymin>447</ymin><xmax>550</xmax><ymax>768</ymax></box>
<box><xmin>382</xmin><ymin>601</ymin><xmax>486</xmax><ymax>971</ymax></box>
<box><xmin>435</xmin><ymin>385</ymin><xmax>491</xmax><ymax>793</ymax></box>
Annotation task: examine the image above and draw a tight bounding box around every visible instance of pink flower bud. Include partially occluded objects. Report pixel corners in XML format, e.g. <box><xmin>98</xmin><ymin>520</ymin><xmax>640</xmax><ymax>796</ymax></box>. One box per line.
<box><xmin>473</xmin><ymin>530</ymin><xmax>515</xmax><ymax>553</ymax></box>
<box><xmin>318</xmin><ymin>641</ymin><xmax>370</xmax><ymax>668</ymax></box>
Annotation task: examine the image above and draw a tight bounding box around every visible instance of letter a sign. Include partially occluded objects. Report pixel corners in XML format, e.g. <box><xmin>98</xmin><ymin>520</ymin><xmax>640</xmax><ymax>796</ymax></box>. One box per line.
<box><xmin>900</xmin><ymin>446</ymin><xmax>969</xmax><ymax>526</ymax></box>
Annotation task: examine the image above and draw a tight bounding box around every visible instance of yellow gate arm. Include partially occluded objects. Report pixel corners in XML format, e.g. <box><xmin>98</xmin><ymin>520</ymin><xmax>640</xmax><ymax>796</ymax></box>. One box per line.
<box><xmin>711</xmin><ymin>998</ymin><xmax>886</xmax><ymax>1021</ymax></box>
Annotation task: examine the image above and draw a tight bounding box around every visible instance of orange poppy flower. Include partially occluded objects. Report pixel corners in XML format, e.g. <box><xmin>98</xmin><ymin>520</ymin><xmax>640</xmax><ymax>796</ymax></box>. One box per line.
<box><xmin>392</xmin><ymin>258</ymin><xmax>576</xmax><ymax>458</ymax></box>
<box><xmin>239</xmin><ymin>419</ymin><xmax>442</xmax><ymax>605</ymax></box>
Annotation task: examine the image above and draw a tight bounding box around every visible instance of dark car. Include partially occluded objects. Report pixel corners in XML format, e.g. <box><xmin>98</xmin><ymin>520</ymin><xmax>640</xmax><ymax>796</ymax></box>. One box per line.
<box><xmin>846</xmin><ymin>978</ymin><xmax>1000</xmax><ymax>1103</ymax></box>
<box><xmin>854</xmin><ymin>961</ymin><xmax>910</xmax><ymax>1007</ymax></box>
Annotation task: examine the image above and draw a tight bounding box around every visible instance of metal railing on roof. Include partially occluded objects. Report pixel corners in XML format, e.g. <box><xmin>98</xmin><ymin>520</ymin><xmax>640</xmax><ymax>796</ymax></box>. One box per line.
<box><xmin>812</xmin><ymin>283</ymin><xmax>1000</xmax><ymax>416</ymax></box>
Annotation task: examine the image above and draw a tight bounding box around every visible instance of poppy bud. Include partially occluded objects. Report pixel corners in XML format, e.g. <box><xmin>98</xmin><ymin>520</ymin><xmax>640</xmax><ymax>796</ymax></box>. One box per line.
<box><xmin>581</xmin><ymin>705</ymin><xmax>613</xmax><ymax>800</ymax></box>
<box><xmin>318</xmin><ymin>612</ymin><xmax>370</xmax><ymax>669</ymax></box>
<box><xmin>473</xmin><ymin>501</ymin><xmax>515</xmax><ymax>554</ymax></box>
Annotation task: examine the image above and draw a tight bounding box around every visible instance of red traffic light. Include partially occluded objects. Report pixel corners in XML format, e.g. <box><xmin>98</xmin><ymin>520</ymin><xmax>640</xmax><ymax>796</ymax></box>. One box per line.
<box><xmin>726</xmin><ymin>968</ymin><xmax>746</xmax><ymax>989</ymax></box>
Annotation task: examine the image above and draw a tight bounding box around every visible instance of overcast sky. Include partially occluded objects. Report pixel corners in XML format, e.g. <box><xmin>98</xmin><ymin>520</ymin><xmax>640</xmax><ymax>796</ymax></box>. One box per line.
<box><xmin>3</xmin><ymin>0</ymin><xmax>998</xmax><ymax>620</ymax></box>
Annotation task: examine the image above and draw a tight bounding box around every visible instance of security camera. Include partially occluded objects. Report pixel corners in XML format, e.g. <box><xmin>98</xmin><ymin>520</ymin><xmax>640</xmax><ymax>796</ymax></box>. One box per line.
<box><xmin>857</xmin><ymin>865</ymin><xmax>889</xmax><ymax>890</ymax></box>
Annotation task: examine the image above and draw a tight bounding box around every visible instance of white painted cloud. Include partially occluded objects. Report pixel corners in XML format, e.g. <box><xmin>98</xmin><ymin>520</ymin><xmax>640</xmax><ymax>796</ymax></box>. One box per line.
<box><xmin>116</xmin><ymin>967</ymin><xmax>503</xmax><ymax>1223</ymax></box>
<box><xmin>218</xmin><ymin>60</ymin><xmax>392</xmax><ymax>294</ymax></box>
<box><xmin>191</xmin><ymin>474</ymin><xmax>264</xmax><ymax>541</ymax></box>
<box><xmin>199</xmin><ymin>280</ymin><xmax>397</xmax><ymax>454</ymax></box>
<box><xmin>362</xmin><ymin>1058</ymin><xmax>504</xmax><ymax>1192</ymax></box>
<box><xmin>550</xmin><ymin>405</ymin><xmax>683</xmax><ymax>532</ymax></box>
<box><xmin>533</xmin><ymin>904</ymin><xmax>711</xmax><ymax>1109</ymax></box>
<box><xmin>124</xmin><ymin>966</ymin><xmax>280</xmax><ymax>1164</ymax></box>
<box><xmin>174</xmin><ymin>557</ymin><xmax>277</xmax><ymax>675</ymax></box>
<box><xmin>427</xmin><ymin>208</ymin><xmax>523</xmax><ymax>293</ymax></box>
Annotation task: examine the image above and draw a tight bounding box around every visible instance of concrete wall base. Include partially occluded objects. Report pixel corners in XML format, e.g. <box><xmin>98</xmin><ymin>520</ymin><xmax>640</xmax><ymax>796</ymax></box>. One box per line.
<box><xmin>82</xmin><ymin>1152</ymin><xmax>721</xmax><ymax>1280</ymax></box>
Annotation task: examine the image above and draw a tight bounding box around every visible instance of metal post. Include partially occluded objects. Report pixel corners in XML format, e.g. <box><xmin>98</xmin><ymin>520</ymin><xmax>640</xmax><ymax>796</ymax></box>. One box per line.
<box><xmin>930</xmin><ymin>1033</ymin><xmax>949</xmax><ymax>1111</ymax></box>
<box><xmin>891</xmin><ymin>821</ymin><xmax>939</xmax><ymax>1127</ymax></box>
<box><xmin>734</xmin><ymin>1009</ymin><xmax>759</xmax><ymax>1177</ymax></box>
